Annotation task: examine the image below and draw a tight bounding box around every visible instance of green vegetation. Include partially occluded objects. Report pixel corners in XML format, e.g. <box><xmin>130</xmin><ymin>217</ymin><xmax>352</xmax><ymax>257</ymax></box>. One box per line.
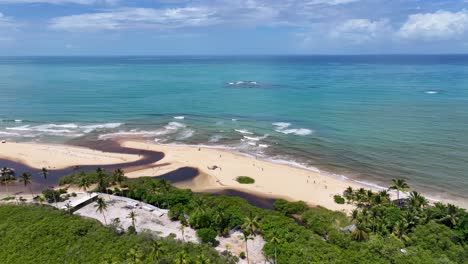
<box><xmin>235</xmin><ymin>176</ymin><xmax>255</xmax><ymax>184</ymax></box>
<box><xmin>0</xmin><ymin>205</ymin><xmax>236</xmax><ymax>264</ymax></box>
<box><xmin>273</xmin><ymin>199</ymin><xmax>307</xmax><ymax>215</ymax></box>
<box><xmin>4</xmin><ymin>167</ymin><xmax>468</xmax><ymax>264</ymax></box>
<box><xmin>119</xmin><ymin>176</ymin><xmax>467</xmax><ymax>263</ymax></box>
<box><xmin>334</xmin><ymin>194</ymin><xmax>345</xmax><ymax>204</ymax></box>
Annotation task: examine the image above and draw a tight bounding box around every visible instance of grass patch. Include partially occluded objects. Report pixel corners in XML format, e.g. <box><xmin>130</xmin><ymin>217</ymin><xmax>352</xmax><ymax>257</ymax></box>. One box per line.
<box><xmin>235</xmin><ymin>176</ymin><xmax>255</xmax><ymax>184</ymax></box>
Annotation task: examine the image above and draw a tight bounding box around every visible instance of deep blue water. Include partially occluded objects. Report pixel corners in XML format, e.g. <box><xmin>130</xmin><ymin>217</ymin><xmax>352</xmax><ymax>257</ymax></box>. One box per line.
<box><xmin>0</xmin><ymin>55</ymin><xmax>467</xmax><ymax>202</ymax></box>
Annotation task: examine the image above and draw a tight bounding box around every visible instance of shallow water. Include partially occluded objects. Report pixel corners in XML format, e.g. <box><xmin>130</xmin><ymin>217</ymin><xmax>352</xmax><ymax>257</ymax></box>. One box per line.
<box><xmin>0</xmin><ymin>55</ymin><xmax>467</xmax><ymax>202</ymax></box>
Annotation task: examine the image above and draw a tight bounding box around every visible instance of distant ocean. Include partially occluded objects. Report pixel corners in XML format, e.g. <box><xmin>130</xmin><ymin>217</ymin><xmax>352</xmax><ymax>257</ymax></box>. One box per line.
<box><xmin>1</xmin><ymin>55</ymin><xmax>467</xmax><ymax>202</ymax></box>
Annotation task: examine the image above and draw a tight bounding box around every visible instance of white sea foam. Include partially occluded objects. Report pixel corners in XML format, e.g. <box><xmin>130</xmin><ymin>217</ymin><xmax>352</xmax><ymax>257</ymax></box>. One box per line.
<box><xmin>243</xmin><ymin>134</ymin><xmax>269</xmax><ymax>141</ymax></box>
<box><xmin>176</xmin><ymin>129</ymin><xmax>194</xmax><ymax>140</ymax></box>
<box><xmin>273</xmin><ymin>122</ymin><xmax>312</xmax><ymax>136</ymax></box>
<box><xmin>14</xmin><ymin>120</ymin><xmax>22</xmax><ymax>123</ymax></box>
<box><xmin>258</xmin><ymin>144</ymin><xmax>269</xmax><ymax>148</ymax></box>
<box><xmin>228</xmin><ymin>81</ymin><xmax>260</xmax><ymax>86</ymax></box>
<box><xmin>424</xmin><ymin>90</ymin><xmax>438</xmax><ymax>94</ymax></box>
<box><xmin>6</xmin><ymin>125</ymin><xmax>31</xmax><ymax>131</ymax></box>
<box><xmin>173</xmin><ymin>116</ymin><xmax>185</xmax><ymax>120</ymax></box>
<box><xmin>272</xmin><ymin>122</ymin><xmax>291</xmax><ymax>129</ymax></box>
<box><xmin>5</xmin><ymin>122</ymin><xmax>123</xmax><ymax>138</ymax></box>
<box><xmin>280</xmin><ymin>128</ymin><xmax>313</xmax><ymax>136</ymax></box>
<box><xmin>98</xmin><ymin>130</ymin><xmax>162</xmax><ymax>140</ymax></box>
<box><xmin>82</xmin><ymin>123</ymin><xmax>123</xmax><ymax>133</ymax></box>
<box><xmin>209</xmin><ymin>134</ymin><xmax>223</xmax><ymax>142</ymax></box>
<box><xmin>0</xmin><ymin>131</ymin><xmax>20</xmax><ymax>136</ymax></box>
<box><xmin>235</xmin><ymin>129</ymin><xmax>253</xmax><ymax>135</ymax></box>
<box><xmin>165</xmin><ymin>122</ymin><xmax>186</xmax><ymax>130</ymax></box>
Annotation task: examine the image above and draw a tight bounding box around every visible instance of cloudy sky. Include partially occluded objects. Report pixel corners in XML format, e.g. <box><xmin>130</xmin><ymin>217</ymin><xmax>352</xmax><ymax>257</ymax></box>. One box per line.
<box><xmin>1</xmin><ymin>0</ymin><xmax>468</xmax><ymax>55</ymax></box>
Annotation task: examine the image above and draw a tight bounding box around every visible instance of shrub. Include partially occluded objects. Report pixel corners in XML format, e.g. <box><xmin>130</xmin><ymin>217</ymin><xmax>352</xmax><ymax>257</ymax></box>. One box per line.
<box><xmin>239</xmin><ymin>252</ymin><xmax>246</xmax><ymax>259</ymax></box>
<box><xmin>42</xmin><ymin>189</ymin><xmax>67</xmax><ymax>203</ymax></box>
<box><xmin>197</xmin><ymin>228</ymin><xmax>218</xmax><ymax>244</ymax></box>
<box><xmin>273</xmin><ymin>199</ymin><xmax>308</xmax><ymax>215</ymax></box>
<box><xmin>236</xmin><ymin>176</ymin><xmax>255</xmax><ymax>184</ymax></box>
<box><xmin>334</xmin><ymin>195</ymin><xmax>345</xmax><ymax>204</ymax></box>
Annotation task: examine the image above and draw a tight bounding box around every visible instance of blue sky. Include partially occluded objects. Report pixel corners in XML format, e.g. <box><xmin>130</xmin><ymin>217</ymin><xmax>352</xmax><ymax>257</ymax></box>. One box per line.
<box><xmin>1</xmin><ymin>0</ymin><xmax>468</xmax><ymax>55</ymax></box>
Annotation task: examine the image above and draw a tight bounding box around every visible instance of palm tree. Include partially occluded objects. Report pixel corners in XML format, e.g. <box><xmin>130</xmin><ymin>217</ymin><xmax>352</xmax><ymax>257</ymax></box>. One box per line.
<box><xmin>41</xmin><ymin>167</ymin><xmax>48</xmax><ymax>180</ymax></box>
<box><xmin>241</xmin><ymin>230</ymin><xmax>253</xmax><ymax>264</ymax></box>
<box><xmin>351</xmin><ymin>223</ymin><xmax>369</xmax><ymax>241</ymax></box>
<box><xmin>175</xmin><ymin>251</ymin><xmax>189</xmax><ymax>264</ymax></box>
<box><xmin>343</xmin><ymin>186</ymin><xmax>353</xmax><ymax>198</ymax></box>
<box><xmin>159</xmin><ymin>179</ymin><xmax>171</xmax><ymax>207</ymax></box>
<box><xmin>409</xmin><ymin>191</ymin><xmax>428</xmax><ymax>209</ymax></box>
<box><xmin>127</xmin><ymin>248</ymin><xmax>143</xmax><ymax>264</ymax></box>
<box><xmin>196</xmin><ymin>255</ymin><xmax>211</xmax><ymax>264</ymax></box>
<box><xmin>19</xmin><ymin>172</ymin><xmax>34</xmax><ymax>197</ymax></box>
<box><xmin>1</xmin><ymin>167</ymin><xmax>16</xmax><ymax>196</ymax></box>
<box><xmin>78</xmin><ymin>177</ymin><xmax>91</xmax><ymax>195</ymax></box>
<box><xmin>270</xmin><ymin>236</ymin><xmax>281</xmax><ymax>264</ymax></box>
<box><xmin>96</xmin><ymin>168</ymin><xmax>108</xmax><ymax>193</ymax></box>
<box><xmin>127</xmin><ymin>210</ymin><xmax>137</xmax><ymax>230</ymax></box>
<box><xmin>438</xmin><ymin>204</ymin><xmax>459</xmax><ymax>228</ymax></box>
<box><xmin>150</xmin><ymin>240</ymin><xmax>166</xmax><ymax>262</ymax></box>
<box><xmin>242</xmin><ymin>213</ymin><xmax>260</xmax><ymax>236</ymax></box>
<box><xmin>192</xmin><ymin>197</ymin><xmax>206</xmax><ymax>215</ymax></box>
<box><xmin>94</xmin><ymin>197</ymin><xmax>108</xmax><ymax>225</ymax></box>
<box><xmin>64</xmin><ymin>201</ymin><xmax>73</xmax><ymax>215</ymax></box>
<box><xmin>393</xmin><ymin>221</ymin><xmax>410</xmax><ymax>242</ymax></box>
<box><xmin>112</xmin><ymin>169</ymin><xmax>125</xmax><ymax>185</ymax></box>
<box><xmin>389</xmin><ymin>178</ymin><xmax>409</xmax><ymax>201</ymax></box>
<box><xmin>179</xmin><ymin>224</ymin><xmax>186</xmax><ymax>242</ymax></box>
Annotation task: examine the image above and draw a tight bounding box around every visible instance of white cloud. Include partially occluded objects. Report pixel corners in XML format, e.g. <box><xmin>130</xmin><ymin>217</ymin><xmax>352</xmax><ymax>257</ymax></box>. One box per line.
<box><xmin>398</xmin><ymin>10</ymin><xmax>468</xmax><ymax>40</ymax></box>
<box><xmin>0</xmin><ymin>12</ymin><xmax>14</xmax><ymax>27</ymax></box>
<box><xmin>49</xmin><ymin>7</ymin><xmax>219</xmax><ymax>31</ymax></box>
<box><xmin>0</xmin><ymin>0</ymin><xmax>117</xmax><ymax>4</ymax></box>
<box><xmin>306</xmin><ymin>0</ymin><xmax>359</xmax><ymax>5</ymax></box>
<box><xmin>330</xmin><ymin>18</ymin><xmax>392</xmax><ymax>43</ymax></box>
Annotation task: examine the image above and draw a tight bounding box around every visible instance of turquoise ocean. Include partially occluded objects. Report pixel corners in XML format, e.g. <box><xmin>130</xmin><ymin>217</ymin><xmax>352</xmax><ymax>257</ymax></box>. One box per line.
<box><xmin>0</xmin><ymin>55</ymin><xmax>467</xmax><ymax>202</ymax></box>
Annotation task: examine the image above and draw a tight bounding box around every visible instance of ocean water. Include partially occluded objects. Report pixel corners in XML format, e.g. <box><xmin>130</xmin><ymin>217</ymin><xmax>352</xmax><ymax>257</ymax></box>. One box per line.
<box><xmin>0</xmin><ymin>55</ymin><xmax>467</xmax><ymax>202</ymax></box>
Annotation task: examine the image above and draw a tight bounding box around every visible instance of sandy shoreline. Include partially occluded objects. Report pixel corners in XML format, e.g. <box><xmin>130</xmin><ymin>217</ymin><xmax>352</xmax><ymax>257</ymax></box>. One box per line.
<box><xmin>0</xmin><ymin>140</ymin><xmax>466</xmax><ymax>211</ymax></box>
<box><xmin>0</xmin><ymin>142</ymin><xmax>140</xmax><ymax>170</ymax></box>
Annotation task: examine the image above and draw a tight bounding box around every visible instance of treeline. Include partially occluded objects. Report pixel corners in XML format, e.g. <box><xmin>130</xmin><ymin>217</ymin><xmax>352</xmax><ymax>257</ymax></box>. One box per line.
<box><xmin>0</xmin><ymin>205</ymin><xmax>235</xmax><ymax>264</ymax></box>
<box><xmin>4</xmin><ymin>166</ymin><xmax>468</xmax><ymax>263</ymax></box>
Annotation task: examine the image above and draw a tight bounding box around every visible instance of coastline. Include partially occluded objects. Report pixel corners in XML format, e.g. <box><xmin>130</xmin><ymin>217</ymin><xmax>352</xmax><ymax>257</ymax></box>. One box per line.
<box><xmin>0</xmin><ymin>140</ymin><xmax>467</xmax><ymax>211</ymax></box>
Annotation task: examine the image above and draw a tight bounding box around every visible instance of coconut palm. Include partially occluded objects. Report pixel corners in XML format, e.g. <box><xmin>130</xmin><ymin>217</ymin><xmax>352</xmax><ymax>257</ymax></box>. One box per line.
<box><xmin>343</xmin><ymin>186</ymin><xmax>354</xmax><ymax>200</ymax></box>
<box><xmin>196</xmin><ymin>255</ymin><xmax>211</xmax><ymax>264</ymax></box>
<box><xmin>241</xmin><ymin>230</ymin><xmax>253</xmax><ymax>264</ymax></box>
<box><xmin>94</xmin><ymin>197</ymin><xmax>108</xmax><ymax>225</ymax></box>
<box><xmin>179</xmin><ymin>224</ymin><xmax>186</xmax><ymax>242</ymax></box>
<box><xmin>150</xmin><ymin>240</ymin><xmax>166</xmax><ymax>262</ymax></box>
<box><xmin>1</xmin><ymin>167</ymin><xmax>16</xmax><ymax>196</ymax></box>
<box><xmin>242</xmin><ymin>214</ymin><xmax>260</xmax><ymax>235</ymax></box>
<box><xmin>351</xmin><ymin>222</ymin><xmax>369</xmax><ymax>241</ymax></box>
<box><xmin>64</xmin><ymin>201</ymin><xmax>73</xmax><ymax>215</ymax></box>
<box><xmin>159</xmin><ymin>179</ymin><xmax>171</xmax><ymax>207</ymax></box>
<box><xmin>96</xmin><ymin>168</ymin><xmax>108</xmax><ymax>193</ymax></box>
<box><xmin>127</xmin><ymin>210</ymin><xmax>137</xmax><ymax>230</ymax></box>
<box><xmin>393</xmin><ymin>220</ymin><xmax>410</xmax><ymax>242</ymax></box>
<box><xmin>270</xmin><ymin>236</ymin><xmax>281</xmax><ymax>264</ymax></box>
<box><xmin>112</xmin><ymin>168</ymin><xmax>125</xmax><ymax>185</ymax></box>
<box><xmin>438</xmin><ymin>204</ymin><xmax>460</xmax><ymax>228</ymax></box>
<box><xmin>19</xmin><ymin>172</ymin><xmax>34</xmax><ymax>197</ymax></box>
<box><xmin>175</xmin><ymin>251</ymin><xmax>189</xmax><ymax>264</ymax></box>
<box><xmin>127</xmin><ymin>248</ymin><xmax>143</xmax><ymax>264</ymax></box>
<box><xmin>78</xmin><ymin>177</ymin><xmax>91</xmax><ymax>195</ymax></box>
<box><xmin>409</xmin><ymin>191</ymin><xmax>428</xmax><ymax>209</ymax></box>
<box><xmin>40</xmin><ymin>167</ymin><xmax>48</xmax><ymax>181</ymax></box>
<box><xmin>389</xmin><ymin>178</ymin><xmax>409</xmax><ymax>201</ymax></box>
